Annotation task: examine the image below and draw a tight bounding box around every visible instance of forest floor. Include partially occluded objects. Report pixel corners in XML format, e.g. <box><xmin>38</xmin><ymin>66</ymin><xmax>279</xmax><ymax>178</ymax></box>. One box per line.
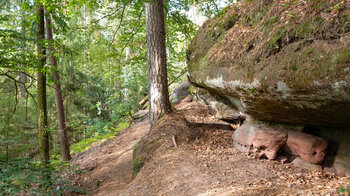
<box><xmin>70</xmin><ymin>96</ymin><xmax>350</xmax><ymax>196</ymax></box>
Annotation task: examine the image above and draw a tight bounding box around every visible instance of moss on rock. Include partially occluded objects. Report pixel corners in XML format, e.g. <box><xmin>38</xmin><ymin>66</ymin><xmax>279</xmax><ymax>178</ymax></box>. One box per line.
<box><xmin>187</xmin><ymin>0</ymin><xmax>350</xmax><ymax>127</ymax></box>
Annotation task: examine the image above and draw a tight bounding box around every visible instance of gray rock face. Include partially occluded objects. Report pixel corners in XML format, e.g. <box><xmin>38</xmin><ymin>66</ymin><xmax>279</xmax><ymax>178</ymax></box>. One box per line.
<box><xmin>285</xmin><ymin>131</ymin><xmax>329</xmax><ymax>165</ymax></box>
<box><xmin>170</xmin><ymin>82</ymin><xmax>190</xmax><ymax>104</ymax></box>
<box><xmin>190</xmin><ymin>86</ymin><xmax>243</xmax><ymax>124</ymax></box>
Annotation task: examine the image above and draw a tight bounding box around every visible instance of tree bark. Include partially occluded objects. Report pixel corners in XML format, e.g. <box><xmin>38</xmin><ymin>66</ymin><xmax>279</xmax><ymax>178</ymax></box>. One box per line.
<box><xmin>36</xmin><ymin>3</ymin><xmax>49</xmax><ymax>162</ymax></box>
<box><xmin>146</xmin><ymin>0</ymin><xmax>171</xmax><ymax>129</ymax></box>
<box><xmin>19</xmin><ymin>5</ymin><xmax>27</xmax><ymax>102</ymax></box>
<box><xmin>44</xmin><ymin>9</ymin><xmax>71</xmax><ymax>161</ymax></box>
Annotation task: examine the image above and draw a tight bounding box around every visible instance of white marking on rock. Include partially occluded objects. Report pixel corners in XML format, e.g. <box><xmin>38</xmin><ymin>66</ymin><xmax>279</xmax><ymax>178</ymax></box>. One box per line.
<box><xmin>313</xmin><ymin>81</ymin><xmax>322</xmax><ymax>87</ymax></box>
<box><xmin>204</xmin><ymin>75</ymin><xmax>261</xmax><ymax>94</ymax></box>
<box><xmin>277</xmin><ymin>81</ymin><xmax>290</xmax><ymax>98</ymax></box>
<box><xmin>332</xmin><ymin>81</ymin><xmax>347</xmax><ymax>89</ymax></box>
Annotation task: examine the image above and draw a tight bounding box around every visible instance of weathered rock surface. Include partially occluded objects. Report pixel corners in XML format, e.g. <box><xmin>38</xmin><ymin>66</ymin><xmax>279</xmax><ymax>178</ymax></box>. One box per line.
<box><xmin>251</xmin><ymin>128</ymin><xmax>287</xmax><ymax>160</ymax></box>
<box><xmin>285</xmin><ymin>131</ymin><xmax>329</xmax><ymax>165</ymax></box>
<box><xmin>187</xmin><ymin>0</ymin><xmax>350</xmax><ymax>174</ymax></box>
<box><xmin>276</xmin><ymin>156</ymin><xmax>288</xmax><ymax>164</ymax></box>
<box><xmin>307</xmin><ymin>127</ymin><xmax>350</xmax><ymax>175</ymax></box>
<box><xmin>233</xmin><ymin>121</ymin><xmax>287</xmax><ymax>160</ymax></box>
<box><xmin>292</xmin><ymin>157</ymin><xmax>322</xmax><ymax>171</ymax></box>
<box><xmin>193</xmin><ymin>86</ymin><xmax>330</xmax><ymax>165</ymax></box>
<box><xmin>190</xmin><ymin>86</ymin><xmax>243</xmax><ymax>124</ymax></box>
<box><xmin>232</xmin><ymin>120</ymin><xmax>329</xmax><ymax>166</ymax></box>
<box><xmin>187</xmin><ymin>0</ymin><xmax>350</xmax><ymax>127</ymax></box>
<box><xmin>170</xmin><ymin>81</ymin><xmax>190</xmax><ymax>104</ymax></box>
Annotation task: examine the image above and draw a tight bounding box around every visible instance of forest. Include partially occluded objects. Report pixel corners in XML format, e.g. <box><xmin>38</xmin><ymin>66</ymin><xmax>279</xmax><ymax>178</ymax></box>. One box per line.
<box><xmin>0</xmin><ymin>0</ymin><xmax>232</xmax><ymax>194</ymax></box>
<box><xmin>1</xmin><ymin>0</ymin><xmax>350</xmax><ymax>195</ymax></box>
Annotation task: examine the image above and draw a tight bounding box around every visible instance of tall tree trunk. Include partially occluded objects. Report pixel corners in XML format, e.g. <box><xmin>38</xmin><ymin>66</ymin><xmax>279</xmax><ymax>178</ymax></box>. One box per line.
<box><xmin>19</xmin><ymin>5</ymin><xmax>27</xmax><ymax>102</ymax></box>
<box><xmin>35</xmin><ymin>3</ymin><xmax>49</xmax><ymax>163</ymax></box>
<box><xmin>146</xmin><ymin>0</ymin><xmax>171</xmax><ymax>129</ymax></box>
<box><xmin>44</xmin><ymin>9</ymin><xmax>71</xmax><ymax>161</ymax></box>
<box><xmin>83</xmin><ymin>3</ymin><xmax>87</xmax><ymax>140</ymax></box>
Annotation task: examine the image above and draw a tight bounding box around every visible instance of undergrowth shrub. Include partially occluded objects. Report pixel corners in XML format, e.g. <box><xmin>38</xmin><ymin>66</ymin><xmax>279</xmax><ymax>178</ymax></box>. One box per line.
<box><xmin>338</xmin><ymin>184</ymin><xmax>350</xmax><ymax>195</ymax></box>
<box><xmin>0</xmin><ymin>158</ymin><xmax>85</xmax><ymax>195</ymax></box>
<box><xmin>70</xmin><ymin>120</ymin><xmax>130</xmax><ymax>155</ymax></box>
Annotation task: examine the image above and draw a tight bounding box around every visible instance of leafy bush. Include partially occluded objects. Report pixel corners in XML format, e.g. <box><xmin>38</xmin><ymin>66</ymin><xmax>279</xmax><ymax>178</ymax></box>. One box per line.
<box><xmin>0</xmin><ymin>158</ymin><xmax>84</xmax><ymax>195</ymax></box>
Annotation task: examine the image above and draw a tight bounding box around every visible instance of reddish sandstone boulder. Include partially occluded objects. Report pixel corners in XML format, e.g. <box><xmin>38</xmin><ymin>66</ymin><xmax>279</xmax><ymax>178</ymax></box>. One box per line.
<box><xmin>251</xmin><ymin>128</ymin><xmax>287</xmax><ymax>160</ymax></box>
<box><xmin>233</xmin><ymin>122</ymin><xmax>287</xmax><ymax>160</ymax></box>
<box><xmin>285</xmin><ymin>131</ymin><xmax>329</xmax><ymax>164</ymax></box>
<box><xmin>232</xmin><ymin>123</ymin><xmax>255</xmax><ymax>154</ymax></box>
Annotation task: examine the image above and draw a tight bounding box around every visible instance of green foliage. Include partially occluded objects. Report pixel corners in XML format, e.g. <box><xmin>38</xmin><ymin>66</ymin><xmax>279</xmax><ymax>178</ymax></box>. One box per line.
<box><xmin>240</xmin><ymin>4</ymin><xmax>271</xmax><ymax>28</ymax></box>
<box><xmin>294</xmin><ymin>17</ymin><xmax>324</xmax><ymax>38</ymax></box>
<box><xmin>0</xmin><ymin>158</ymin><xmax>84</xmax><ymax>195</ymax></box>
<box><xmin>1</xmin><ymin>0</ymin><xmax>230</xmax><ymax>181</ymax></box>
<box><xmin>268</xmin><ymin>26</ymin><xmax>286</xmax><ymax>50</ymax></box>
<box><xmin>338</xmin><ymin>184</ymin><xmax>350</xmax><ymax>195</ymax></box>
<box><xmin>70</xmin><ymin>120</ymin><xmax>130</xmax><ymax>155</ymax></box>
<box><xmin>244</xmin><ymin>0</ymin><xmax>256</xmax><ymax>3</ymax></box>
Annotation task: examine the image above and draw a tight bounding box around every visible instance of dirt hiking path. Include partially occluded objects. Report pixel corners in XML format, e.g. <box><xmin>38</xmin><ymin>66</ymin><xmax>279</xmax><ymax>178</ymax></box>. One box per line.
<box><xmin>71</xmin><ymin>118</ymin><xmax>150</xmax><ymax>195</ymax></box>
<box><xmin>71</xmin><ymin>97</ymin><xmax>349</xmax><ymax>196</ymax></box>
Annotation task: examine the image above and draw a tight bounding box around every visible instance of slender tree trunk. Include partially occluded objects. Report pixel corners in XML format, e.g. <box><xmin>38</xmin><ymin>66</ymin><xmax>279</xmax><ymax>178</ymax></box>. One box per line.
<box><xmin>5</xmin><ymin>98</ymin><xmax>10</xmax><ymax>163</ymax></box>
<box><xmin>83</xmin><ymin>4</ymin><xmax>87</xmax><ymax>140</ymax></box>
<box><xmin>19</xmin><ymin>5</ymin><xmax>27</xmax><ymax>102</ymax></box>
<box><xmin>146</xmin><ymin>0</ymin><xmax>171</xmax><ymax>129</ymax></box>
<box><xmin>44</xmin><ymin>9</ymin><xmax>71</xmax><ymax>161</ymax></box>
<box><xmin>35</xmin><ymin>3</ymin><xmax>49</xmax><ymax>163</ymax></box>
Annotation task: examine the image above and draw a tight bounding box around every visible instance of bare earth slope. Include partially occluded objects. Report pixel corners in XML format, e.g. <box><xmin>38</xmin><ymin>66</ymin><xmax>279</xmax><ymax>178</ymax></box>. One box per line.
<box><xmin>71</xmin><ymin>118</ymin><xmax>150</xmax><ymax>195</ymax></box>
<box><xmin>71</xmin><ymin>97</ymin><xmax>349</xmax><ymax>195</ymax></box>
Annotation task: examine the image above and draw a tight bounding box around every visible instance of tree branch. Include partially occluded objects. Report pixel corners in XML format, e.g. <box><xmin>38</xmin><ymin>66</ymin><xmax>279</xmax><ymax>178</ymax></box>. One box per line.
<box><xmin>96</xmin><ymin>6</ymin><xmax>123</xmax><ymax>22</ymax></box>
<box><xmin>119</xmin><ymin>7</ymin><xmax>145</xmax><ymax>54</ymax></box>
<box><xmin>110</xmin><ymin>5</ymin><xmax>126</xmax><ymax>46</ymax></box>
<box><xmin>0</xmin><ymin>71</ymin><xmax>38</xmax><ymax>107</ymax></box>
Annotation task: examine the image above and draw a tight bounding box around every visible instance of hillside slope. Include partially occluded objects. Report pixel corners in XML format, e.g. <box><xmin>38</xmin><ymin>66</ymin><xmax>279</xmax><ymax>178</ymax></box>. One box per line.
<box><xmin>71</xmin><ymin>96</ymin><xmax>349</xmax><ymax>195</ymax></box>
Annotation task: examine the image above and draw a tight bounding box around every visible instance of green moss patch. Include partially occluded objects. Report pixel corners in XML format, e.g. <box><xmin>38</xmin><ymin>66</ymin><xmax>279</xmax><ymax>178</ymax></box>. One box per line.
<box><xmin>132</xmin><ymin>143</ymin><xmax>144</xmax><ymax>179</ymax></box>
<box><xmin>188</xmin><ymin>0</ymin><xmax>350</xmax><ymax>84</ymax></box>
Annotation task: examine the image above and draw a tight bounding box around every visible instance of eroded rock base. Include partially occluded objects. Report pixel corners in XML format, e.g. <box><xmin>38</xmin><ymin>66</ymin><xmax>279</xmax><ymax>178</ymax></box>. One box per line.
<box><xmin>190</xmin><ymin>85</ymin><xmax>350</xmax><ymax>175</ymax></box>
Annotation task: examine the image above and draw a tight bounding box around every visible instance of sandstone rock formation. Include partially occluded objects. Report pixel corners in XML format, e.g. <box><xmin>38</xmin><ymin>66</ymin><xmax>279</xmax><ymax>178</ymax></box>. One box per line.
<box><xmin>232</xmin><ymin>119</ymin><xmax>329</xmax><ymax>164</ymax></box>
<box><xmin>285</xmin><ymin>131</ymin><xmax>329</xmax><ymax>164</ymax></box>
<box><xmin>190</xmin><ymin>86</ymin><xmax>243</xmax><ymax>124</ymax></box>
<box><xmin>187</xmin><ymin>0</ymin><xmax>350</xmax><ymax>174</ymax></box>
<box><xmin>187</xmin><ymin>0</ymin><xmax>350</xmax><ymax>127</ymax></box>
<box><xmin>233</xmin><ymin>121</ymin><xmax>288</xmax><ymax>160</ymax></box>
